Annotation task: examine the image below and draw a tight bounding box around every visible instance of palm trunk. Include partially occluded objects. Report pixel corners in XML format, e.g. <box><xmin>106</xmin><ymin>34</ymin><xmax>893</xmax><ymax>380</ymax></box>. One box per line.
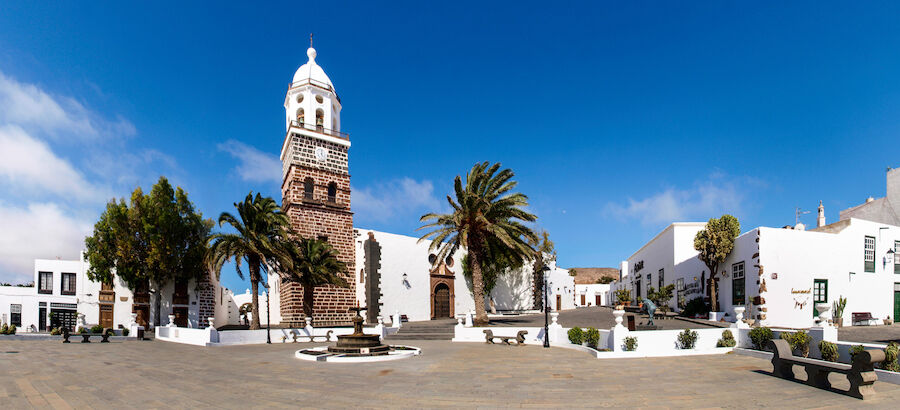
<box><xmin>468</xmin><ymin>237</ymin><xmax>489</xmax><ymax>326</ymax></box>
<box><xmin>303</xmin><ymin>284</ymin><xmax>315</xmax><ymax>325</ymax></box>
<box><xmin>249</xmin><ymin>258</ymin><xmax>262</xmax><ymax>330</ymax></box>
<box><xmin>532</xmin><ymin>257</ymin><xmax>543</xmax><ymax>310</ymax></box>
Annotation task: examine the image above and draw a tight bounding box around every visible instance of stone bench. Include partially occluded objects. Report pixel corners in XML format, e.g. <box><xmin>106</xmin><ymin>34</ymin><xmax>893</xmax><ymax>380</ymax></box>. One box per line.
<box><xmin>62</xmin><ymin>328</ymin><xmax>113</xmax><ymax>343</ymax></box>
<box><xmin>768</xmin><ymin>339</ymin><xmax>884</xmax><ymax>400</ymax></box>
<box><xmin>483</xmin><ymin>330</ymin><xmax>527</xmax><ymax>346</ymax></box>
<box><xmin>289</xmin><ymin>330</ymin><xmax>334</xmax><ymax>343</ymax></box>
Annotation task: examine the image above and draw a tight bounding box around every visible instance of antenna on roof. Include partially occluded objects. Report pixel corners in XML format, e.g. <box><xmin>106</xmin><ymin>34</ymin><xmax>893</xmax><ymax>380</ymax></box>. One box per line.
<box><xmin>795</xmin><ymin>207</ymin><xmax>810</xmax><ymax>225</ymax></box>
<box><xmin>310</xmin><ymin>33</ymin><xmax>314</xmax><ymax>48</ymax></box>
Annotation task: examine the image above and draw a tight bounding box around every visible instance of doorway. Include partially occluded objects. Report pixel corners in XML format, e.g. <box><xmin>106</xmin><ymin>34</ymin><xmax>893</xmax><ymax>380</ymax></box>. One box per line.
<box><xmin>99</xmin><ymin>304</ymin><xmax>114</xmax><ymax>329</ymax></box>
<box><xmin>133</xmin><ymin>305</ymin><xmax>150</xmax><ymax>329</ymax></box>
<box><xmin>581</xmin><ymin>294</ymin><xmax>586</xmax><ymax>306</ymax></box>
<box><xmin>173</xmin><ymin>307</ymin><xmax>189</xmax><ymax>327</ymax></box>
<box><xmin>556</xmin><ymin>294</ymin><xmax>562</xmax><ymax>311</ymax></box>
<box><xmin>38</xmin><ymin>307</ymin><xmax>46</xmax><ymax>331</ymax></box>
<box><xmin>595</xmin><ymin>294</ymin><xmax>602</xmax><ymax>306</ymax></box>
<box><xmin>813</xmin><ymin>279</ymin><xmax>828</xmax><ymax>318</ymax></box>
<box><xmin>433</xmin><ymin>283</ymin><xmax>451</xmax><ymax>318</ymax></box>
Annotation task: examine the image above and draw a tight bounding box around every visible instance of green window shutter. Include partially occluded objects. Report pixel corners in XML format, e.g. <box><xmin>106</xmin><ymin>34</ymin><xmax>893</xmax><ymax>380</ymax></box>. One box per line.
<box><xmin>864</xmin><ymin>236</ymin><xmax>876</xmax><ymax>273</ymax></box>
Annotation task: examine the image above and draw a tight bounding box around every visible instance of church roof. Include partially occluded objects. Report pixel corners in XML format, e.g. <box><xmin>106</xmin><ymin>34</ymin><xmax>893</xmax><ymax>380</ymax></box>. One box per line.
<box><xmin>292</xmin><ymin>47</ymin><xmax>336</xmax><ymax>93</ymax></box>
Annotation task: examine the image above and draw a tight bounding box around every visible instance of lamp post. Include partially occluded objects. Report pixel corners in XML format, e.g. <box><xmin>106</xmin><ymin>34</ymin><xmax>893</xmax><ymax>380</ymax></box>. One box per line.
<box><xmin>265</xmin><ymin>285</ymin><xmax>271</xmax><ymax>344</ymax></box>
<box><xmin>542</xmin><ymin>265</ymin><xmax>551</xmax><ymax>348</ymax></box>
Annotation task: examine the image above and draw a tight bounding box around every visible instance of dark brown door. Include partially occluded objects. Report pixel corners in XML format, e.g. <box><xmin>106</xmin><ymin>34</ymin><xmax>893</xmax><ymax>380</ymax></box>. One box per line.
<box><xmin>434</xmin><ymin>284</ymin><xmax>450</xmax><ymax>318</ymax></box>
<box><xmin>596</xmin><ymin>295</ymin><xmax>602</xmax><ymax>306</ymax></box>
<box><xmin>173</xmin><ymin>307</ymin><xmax>189</xmax><ymax>327</ymax></box>
<box><xmin>556</xmin><ymin>294</ymin><xmax>561</xmax><ymax>311</ymax></box>
<box><xmin>133</xmin><ymin>305</ymin><xmax>149</xmax><ymax>328</ymax></box>
<box><xmin>99</xmin><ymin>304</ymin><xmax>114</xmax><ymax>329</ymax></box>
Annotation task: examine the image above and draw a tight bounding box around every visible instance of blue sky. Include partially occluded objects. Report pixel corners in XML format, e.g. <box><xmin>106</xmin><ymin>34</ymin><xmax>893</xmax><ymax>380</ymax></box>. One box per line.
<box><xmin>1</xmin><ymin>2</ymin><xmax>899</xmax><ymax>292</ymax></box>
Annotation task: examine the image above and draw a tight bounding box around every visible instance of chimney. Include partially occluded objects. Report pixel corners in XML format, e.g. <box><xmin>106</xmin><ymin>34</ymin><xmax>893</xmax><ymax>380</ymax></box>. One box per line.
<box><xmin>866</xmin><ymin>197</ymin><xmax>875</xmax><ymax>203</ymax></box>
<box><xmin>817</xmin><ymin>200</ymin><xmax>826</xmax><ymax>228</ymax></box>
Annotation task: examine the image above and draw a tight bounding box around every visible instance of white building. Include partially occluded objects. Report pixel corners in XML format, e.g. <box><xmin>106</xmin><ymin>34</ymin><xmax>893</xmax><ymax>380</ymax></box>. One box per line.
<box><xmin>353</xmin><ymin>229</ymin><xmax>573</xmax><ymax>323</ymax></box>
<box><xmin>607</xmin><ymin>215</ymin><xmax>900</xmax><ymax>329</ymax></box>
<box><xmin>575</xmin><ymin>283</ymin><xmax>611</xmax><ymax>307</ymax></box>
<box><xmin>0</xmin><ymin>253</ymin><xmax>228</xmax><ymax>331</ymax></box>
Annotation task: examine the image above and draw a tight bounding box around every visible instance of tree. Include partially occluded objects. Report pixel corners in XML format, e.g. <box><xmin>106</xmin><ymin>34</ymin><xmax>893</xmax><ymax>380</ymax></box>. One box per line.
<box><xmin>693</xmin><ymin>214</ymin><xmax>741</xmax><ymax>313</ymax></box>
<box><xmin>419</xmin><ymin>162</ymin><xmax>538</xmax><ymax>326</ymax></box>
<box><xmin>527</xmin><ymin>230</ymin><xmax>555</xmax><ymax>310</ymax></box>
<box><xmin>598</xmin><ymin>276</ymin><xmax>615</xmax><ymax>284</ymax></box>
<box><xmin>277</xmin><ymin>237</ymin><xmax>348</xmax><ymax>324</ymax></box>
<box><xmin>207</xmin><ymin>193</ymin><xmax>292</xmax><ymax>330</ymax></box>
<box><xmin>460</xmin><ymin>241</ymin><xmax>526</xmax><ymax>313</ymax></box>
<box><xmin>85</xmin><ymin>177</ymin><xmax>211</xmax><ymax>327</ymax></box>
<box><xmin>648</xmin><ymin>284</ymin><xmax>675</xmax><ymax>312</ymax></box>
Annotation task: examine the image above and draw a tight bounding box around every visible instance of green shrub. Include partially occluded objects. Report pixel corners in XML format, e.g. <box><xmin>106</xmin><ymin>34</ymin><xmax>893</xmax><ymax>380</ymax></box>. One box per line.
<box><xmin>716</xmin><ymin>329</ymin><xmax>736</xmax><ymax>347</ymax></box>
<box><xmin>90</xmin><ymin>324</ymin><xmax>104</xmax><ymax>334</ymax></box>
<box><xmin>584</xmin><ymin>327</ymin><xmax>600</xmax><ymax>349</ymax></box>
<box><xmin>0</xmin><ymin>324</ymin><xmax>7</xmax><ymax>335</ymax></box>
<box><xmin>785</xmin><ymin>330</ymin><xmax>811</xmax><ymax>357</ymax></box>
<box><xmin>624</xmin><ymin>336</ymin><xmax>638</xmax><ymax>351</ymax></box>
<box><xmin>567</xmin><ymin>327</ymin><xmax>584</xmax><ymax>344</ymax></box>
<box><xmin>49</xmin><ymin>327</ymin><xmax>61</xmax><ymax>336</ymax></box>
<box><xmin>818</xmin><ymin>341</ymin><xmax>839</xmax><ymax>362</ymax></box>
<box><xmin>849</xmin><ymin>344</ymin><xmax>866</xmax><ymax>361</ymax></box>
<box><xmin>7</xmin><ymin>325</ymin><xmax>15</xmax><ymax>335</ymax></box>
<box><xmin>682</xmin><ymin>297</ymin><xmax>710</xmax><ymax>318</ymax></box>
<box><xmin>882</xmin><ymin>342</ymin><xmax>900</xmax><ymax>372</ymax></box>
<box><xmin>749</xmin><ymin>327</ymin><xmax>774</xmax><ymax>350</ymax></box>
<box><xmin>677</xmin><ymin>329</ymin><xmax>698</xmax><ymax>349</ymax></box>
<box><xmin>122</xmin><ymin>328</ymin><xmax>130</xmax><ymax>337</ymax></box>
<box><xmin>78</xmin><ymin>327</ymin><xmax>88</xmax><ymax>334</ymax></box>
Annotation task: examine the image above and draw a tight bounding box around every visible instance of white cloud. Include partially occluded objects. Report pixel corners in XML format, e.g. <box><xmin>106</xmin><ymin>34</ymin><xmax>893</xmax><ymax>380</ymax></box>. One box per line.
<box><xmin>0</xmin><ymin>202</ymin><xmax>93</xmax><ymax>282</ymax></box>
<box><xmin>0</xmin><ymin>125</ymin><xmax>109</xmax><ymax>202</ymax></box>
<box><xmin>606</xmin><ymin>174</ymin><xmax>756</xmax><ymax>225</ymax></box>
<box><xmin>352</xmin><ymin>178</ymin><xmax>442</xmax><ymax>222</ymax></box>
<box><xmin>0</xmin><ymin>71</ymin><xmax>135</xmax><ymax>139</ymax></box>
<box><xmin>218</xmin><ymin>139</ymin><xmax>281</xmax><ymax>183</ymax></box>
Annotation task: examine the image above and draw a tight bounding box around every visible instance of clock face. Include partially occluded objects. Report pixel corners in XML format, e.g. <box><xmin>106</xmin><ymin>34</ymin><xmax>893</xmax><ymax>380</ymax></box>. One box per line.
<box><xmin>314</xmin><ymin>147</ymin><xmax>328</xmax><ymax>162</ymax></box>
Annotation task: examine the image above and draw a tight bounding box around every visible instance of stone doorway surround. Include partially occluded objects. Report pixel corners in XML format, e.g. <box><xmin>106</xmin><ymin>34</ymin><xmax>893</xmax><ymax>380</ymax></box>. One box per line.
<box><xmin>429</xmin><ymin>262</ymin><xmax>455</xmax><ymax>319</ymax></box>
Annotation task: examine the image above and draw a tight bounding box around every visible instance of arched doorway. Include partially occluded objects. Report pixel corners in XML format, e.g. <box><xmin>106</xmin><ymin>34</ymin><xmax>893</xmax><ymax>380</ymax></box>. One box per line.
<box><xmin>433</xmin><ymin>283</ymin><xmax>451</xmax><ymax>319</ymax></box>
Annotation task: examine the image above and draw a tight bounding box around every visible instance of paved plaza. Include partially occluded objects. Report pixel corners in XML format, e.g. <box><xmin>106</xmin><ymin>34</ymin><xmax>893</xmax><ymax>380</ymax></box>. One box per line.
<box><xmin>491</xmin><ymin>306</ymin><xmax>724</xmax><ymax>330</ymax></box>
<box><xmin>839</xmin><ymin>324</ymin><xmax>900</xmax><ymax>344</ymax></box>
<box><xmin>2</xmin><ymin>338</ymin><xmax>900</xmax><ymax>408</ymax></box>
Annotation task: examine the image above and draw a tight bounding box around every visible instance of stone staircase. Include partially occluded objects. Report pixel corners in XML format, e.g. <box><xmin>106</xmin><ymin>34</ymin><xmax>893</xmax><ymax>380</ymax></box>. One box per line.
<box><xmin>384</xmin><ymin>319</ymin><xmax>456</xmax><ymax>341</ymax></box>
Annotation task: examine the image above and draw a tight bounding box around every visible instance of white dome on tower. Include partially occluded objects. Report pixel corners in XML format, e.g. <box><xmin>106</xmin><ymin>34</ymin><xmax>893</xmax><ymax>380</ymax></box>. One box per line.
<box><xmin>292</xmin><ymin>47</ymin><xmax>335</xmax><ymax>92</ymax></box>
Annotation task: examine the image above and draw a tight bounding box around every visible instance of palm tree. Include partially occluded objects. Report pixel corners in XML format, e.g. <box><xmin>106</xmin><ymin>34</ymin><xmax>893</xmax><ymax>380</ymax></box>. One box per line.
<box><xmin>207</xmin><ymin>193</ymin><xmax>292</xmax><ymax>330</ymax></box>
<box><xmin>278</xmin><ymin>237</ymin><xmax>348</xmax><ymax>324</ymax></box>
<box><xmin>418</xmin><ymin>162</ymin><xmax>537</xmax><ymax>325</ymax></box>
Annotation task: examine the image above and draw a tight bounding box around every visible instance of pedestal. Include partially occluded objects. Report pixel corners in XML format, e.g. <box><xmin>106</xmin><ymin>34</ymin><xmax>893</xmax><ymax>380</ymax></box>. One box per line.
<box><xmin>168</xmin><ymin>314</ymin><xmax>176</xmax><ymax>327</ymax></box>
<box><xmin>731</xmin><ymin>307</ymin><xmax>750</xmax><ymax>329</ymax></box>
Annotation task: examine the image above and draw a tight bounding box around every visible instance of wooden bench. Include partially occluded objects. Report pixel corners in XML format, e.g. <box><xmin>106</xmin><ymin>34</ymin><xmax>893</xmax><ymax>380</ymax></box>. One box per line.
<box><xmin>768</xmin><ymin>339</ymin><xmax>884</xmax><ymax>400</ymax></box>
<box><xmin>289</xmin><ymin>330</ymin><xmax>334</xmax><ymax>343</ymax></box>
<box><xmin>483</xmin><ymin>330</ymin><xmax>528</xmax><ymax>345</ymax></box>
<box><xmin>852</xmin><ymin>312</ymin><xmax>875</xmax><ymax>326</ymax></box>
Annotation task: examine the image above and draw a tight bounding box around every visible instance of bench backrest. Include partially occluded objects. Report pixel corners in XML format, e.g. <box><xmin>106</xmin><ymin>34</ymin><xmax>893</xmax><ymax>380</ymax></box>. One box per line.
<box><xmin>852</xmin><ymin>348</ymin><xmax>885</xmax><ymax>372</ymax></box>
<box><xmin>852</xmin><ymin>312</ymin><xmax>873</xmax><ymax>320</ymax></box>
<box><xmin>769</xmin><ymin>339</ymin><xmax>793</xmax><ymax>359</ymax></box>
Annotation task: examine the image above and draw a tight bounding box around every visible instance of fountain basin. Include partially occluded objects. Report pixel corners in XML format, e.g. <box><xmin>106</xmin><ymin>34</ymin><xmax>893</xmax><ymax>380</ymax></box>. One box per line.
<box><xmin>296</xmin><ymin>345</ymin><xmax>421</xmax><ymax>363</ymax></box>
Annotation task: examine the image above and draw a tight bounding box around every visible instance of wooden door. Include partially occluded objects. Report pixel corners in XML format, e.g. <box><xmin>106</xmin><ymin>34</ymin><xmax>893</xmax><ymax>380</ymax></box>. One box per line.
<box><xmin>99</xmin><ymin>304</ymin><xmax>114</xmax><ymax>329</ymax></box>
<box><xmin>581</xmin><ymin>294</ymin><xmax>586</xmax><ymax>306</ymax></box>
<box><xmin>595</xmin><ymin>295</ymin><xmax>602</xmax><ymax>306</ymax></box>
<box><xmin>174</xmin><ymin>307</ymin><xmax>189</xmax><ymax>327</ymax></box>
<box><xmin>556</xmin><ymin>294</ymin><xmax>561</xmax><ymax>311</ymax></box>
<box><xmin>433</xmin><ymin>284</ymin><xmax>450</xmax><ymax>318</ymax></box>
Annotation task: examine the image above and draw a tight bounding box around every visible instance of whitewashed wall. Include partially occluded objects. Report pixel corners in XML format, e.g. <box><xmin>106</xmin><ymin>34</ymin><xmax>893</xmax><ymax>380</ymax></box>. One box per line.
<box><xmin>575</xmin><ymin>284</ymin><xmax>610</xmax><ymax>306</ymax></box>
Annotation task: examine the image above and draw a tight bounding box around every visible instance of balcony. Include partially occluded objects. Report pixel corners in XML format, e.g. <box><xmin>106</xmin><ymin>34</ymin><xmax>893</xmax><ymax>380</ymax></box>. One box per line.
<box><xmin>287</xmin><ymin>78</ymin><xmax>341</xmax><ymax>103</ymax></box>
<box><xmin>289</xmin><ymin>121</ymin><xmax>348</xmax><ymax>140</ymax></box>
<box><xmin>133</xmin><ymin>293</ymin><xmax>150</xmax><ymax>305</ymax></box>
<box><xmin>99</xmin><ymin>290</ymin><xmax>115</xmax><ymax>303</ymax></box>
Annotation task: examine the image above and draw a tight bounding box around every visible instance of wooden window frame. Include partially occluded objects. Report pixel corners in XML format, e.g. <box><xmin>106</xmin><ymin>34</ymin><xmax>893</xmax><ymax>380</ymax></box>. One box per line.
<box><xmin>38</xmin><ymin>271</ymin><xmax>53</xmax><ymax>294</ymax></box>
<box><xmin>732</xmin><ymin>261</ymin><xmax>745</xmax><ymax>306</ymax></box>
<box><xmin>60</xmin><ymin>272</ymin><xmax>76</xmax><ymax>296</ymax></box>
<box><xmin>864</xmin><ymin>236</ymin><xmax>876</xmax><ymax>273</ymax></box>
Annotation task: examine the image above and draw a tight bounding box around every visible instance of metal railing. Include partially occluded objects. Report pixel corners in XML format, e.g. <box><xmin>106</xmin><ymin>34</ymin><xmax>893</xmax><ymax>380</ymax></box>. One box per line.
<box><xmin>289</xmin><ymin>121</ymin><xmax>348</xmax><ymax>140</ymax></box>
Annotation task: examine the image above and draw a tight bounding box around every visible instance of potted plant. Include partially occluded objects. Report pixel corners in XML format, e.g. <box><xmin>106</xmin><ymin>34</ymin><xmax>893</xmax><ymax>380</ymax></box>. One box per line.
<box><xmin>832</xmin><ymin>296</ymin><xmax>847</xmax><ymax>327</ymax></box>
<box><xmin>624</xmin><ymin>336</ymin><xmax>638</xmax><ymax>351</ymax></box>
<box><xmin>615</xmin><ymin>289</ymin><xmax>631</xmax><ymax>308</ymax></box>
<box><xmin>885</xmin><ymin>316</ymin><xmax>894</xmax><ymax>326</ymax></box>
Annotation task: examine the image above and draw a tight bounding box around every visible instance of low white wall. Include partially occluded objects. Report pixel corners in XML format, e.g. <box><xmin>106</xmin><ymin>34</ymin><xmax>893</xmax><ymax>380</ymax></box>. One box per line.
<box><xmin>155</xmin><ymin>326</ymin><xmax>217</xmax><ymax>346</ymax></box>
<box><xmin>213</xmin><ymin>325</ymin><xmax>397</xmax><ymax>346</ymax></box>
<box><xmin>607</xmin><ymin>327</ymin><xmax>733</xmax><ymax>356</ymax></box>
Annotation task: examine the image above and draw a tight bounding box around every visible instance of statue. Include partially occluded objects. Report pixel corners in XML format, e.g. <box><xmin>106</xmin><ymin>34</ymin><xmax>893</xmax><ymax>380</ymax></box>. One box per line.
<box><xmin>641</xmin><ymin>298</ymin><xmax>657</xmax><ymax>325</ymax></box>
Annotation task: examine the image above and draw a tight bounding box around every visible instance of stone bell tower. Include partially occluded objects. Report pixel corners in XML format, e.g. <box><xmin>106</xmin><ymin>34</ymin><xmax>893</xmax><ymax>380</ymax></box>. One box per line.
<box><xmin>279</xmin><ymin>43</ymin><xmax>355</xmax><ymax>326</ymax></box>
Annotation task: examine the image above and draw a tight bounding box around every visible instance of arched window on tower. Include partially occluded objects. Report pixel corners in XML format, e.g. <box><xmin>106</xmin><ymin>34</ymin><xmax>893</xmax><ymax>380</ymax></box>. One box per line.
<box><xmin>303</xmin><ymin>177</ymin><xmax>314</xmax><ymax>200</ymax></box>
<box><xmin>316</xmin><ymin>108</ymin><xmax>324</xmax><ymax>131</ymax></box>
<box><xmin>296</xmin><ymin>108</ymin><xmax>305</xmax><ymax>126</ymax></box>
<box><xmin>327</xmin><ymin>182</ymin><xmax>337</xmax><ymax>203</ymax></box>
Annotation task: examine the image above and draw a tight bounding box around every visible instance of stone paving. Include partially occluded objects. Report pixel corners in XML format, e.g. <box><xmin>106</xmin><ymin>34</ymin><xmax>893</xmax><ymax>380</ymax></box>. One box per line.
<box><xmin>3</xmin><ymin>338</ymin><xmax>900</xmax><ymax>408</ymax></box>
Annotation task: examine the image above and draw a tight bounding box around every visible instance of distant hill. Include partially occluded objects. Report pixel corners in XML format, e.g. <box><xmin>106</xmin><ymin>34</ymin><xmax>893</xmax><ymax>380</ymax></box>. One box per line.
<box><xmin>567</xmin><ymin>267</ymin><xmax>619</xmax><ymax>284</ymax></box>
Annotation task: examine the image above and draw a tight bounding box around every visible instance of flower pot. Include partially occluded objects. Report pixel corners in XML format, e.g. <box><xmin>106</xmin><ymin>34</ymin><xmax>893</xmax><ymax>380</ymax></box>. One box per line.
<box><xmin>834</xmin><ymin>318</ymin><xmax>843</xmax><ymax>328</ymax></box>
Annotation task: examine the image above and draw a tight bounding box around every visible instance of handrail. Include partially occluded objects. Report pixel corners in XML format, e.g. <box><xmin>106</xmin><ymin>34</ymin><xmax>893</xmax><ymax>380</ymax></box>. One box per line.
<box><xmin>289</xmin><ymin>121</ymin><xmax>349</xmax><ymax>140</ymax></box>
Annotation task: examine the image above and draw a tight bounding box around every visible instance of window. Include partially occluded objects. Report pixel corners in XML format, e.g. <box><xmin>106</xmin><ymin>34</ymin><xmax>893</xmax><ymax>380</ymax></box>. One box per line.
<box><xmin>303</xmin><ymin>178</ymin><xmax>314</xmax><ymax>200</ymax></box>
<box><xmin>10</xmin><ymin>304</ymin><xmax>21</xmax><ymax>326</ymax></box>
<box><xmin>658</xmin><ymin>269</ymin><xmax>664</xmax><ymax>288</ymax></box>
<box><xmin>675</xmin><ymin>278</ymin><xmax>684</xmax><ymax>292</ymax></box>
<box><xmin>38</xmin><ymin>271</ymin><xmax>53</xmax><ymax>294</ymax></box>
<box><xmin>864</xmin><ymin>236</ymin><xmax>876</xmax><ymax>273</ymax></box>
<box><xmin>895</xmin><ymin>241</ymin><xmax>899</xmax><ymax>274</ymax></box>
<box><xmin>61</xmin><ymin>272</ymin><xmax>76</xmax><ymax>295</ymax></box>
<box><xmin>327</xmin><ymin>182</ymin><xmax>337</xmax><ymax>203</ymax></box>
<box><xmin>315</xmin><ymin>108</ymin><xmax>324</xmax><ymax>130</ymax></box>
<box><xmin>813</xmin><ymin>279</ymin><xmax>828</xmax><ymax>318</ymax></box>
<box><xmin>732</xmin><ymin>261</ymin><xmax>745</xmax><ymax>305</ymax></box>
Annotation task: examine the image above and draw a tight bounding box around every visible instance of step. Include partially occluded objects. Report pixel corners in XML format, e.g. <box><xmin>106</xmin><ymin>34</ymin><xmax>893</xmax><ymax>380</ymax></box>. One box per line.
<box><xmin>384</xmin><ymin>333</ymin><xmax>453</xmax><ymax>340</ymax></box>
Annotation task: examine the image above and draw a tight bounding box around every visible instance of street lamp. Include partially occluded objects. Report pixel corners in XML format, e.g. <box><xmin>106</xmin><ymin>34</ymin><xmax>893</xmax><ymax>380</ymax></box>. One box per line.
<box><xmin>542</xmin><ymin>265</ymin><xmax>551</xmax><ymax>348</ymax></box>
<box><xmin>264</xmin><ymin>283</ymin><xmax>271</xmax><ymax>344</ymax></box>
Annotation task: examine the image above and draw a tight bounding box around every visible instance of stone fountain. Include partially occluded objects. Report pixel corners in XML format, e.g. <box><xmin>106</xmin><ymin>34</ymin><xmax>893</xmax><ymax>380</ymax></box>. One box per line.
<box><xmin>326</xmin><ymin>305</ymin><xmax>390</xmax><ymax>356</ymax></box>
